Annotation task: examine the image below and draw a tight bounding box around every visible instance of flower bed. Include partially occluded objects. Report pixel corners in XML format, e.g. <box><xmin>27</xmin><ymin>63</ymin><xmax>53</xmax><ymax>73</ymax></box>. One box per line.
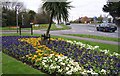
<box><xmin>45</xmin><ymin>38</ymin><xmax>120</xmax><ymax>75</ymax></box>
<box><xmin>2</xmin><ymin>36</ymin><xmax>37</xmax><ymax>59</ymax></box>
<box><xmin>2</xmin><ymin>36</ymin><xmax>120</xmax><ymax>76</ymax></box>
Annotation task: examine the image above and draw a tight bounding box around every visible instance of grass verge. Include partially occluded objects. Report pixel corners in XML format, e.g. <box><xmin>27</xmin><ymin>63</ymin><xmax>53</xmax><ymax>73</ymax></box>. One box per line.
<box><xmin>1</xmin><ymin>24</ymin><xmax>71</xmax><ymax>31</ymax></box>
<box><xmin>65</xmin><ymin>34</ymin><xmax>119</xmax><ymax>42</ymax></box>
<box><xmin>2</xmin><ymin>53</ymin><xmax>48</xmax><ymax>75</ymax></box>
<box><xmin>0</xmin><ymin>52</ymin><xmax>2</xmax><ymax>75</ymax></box>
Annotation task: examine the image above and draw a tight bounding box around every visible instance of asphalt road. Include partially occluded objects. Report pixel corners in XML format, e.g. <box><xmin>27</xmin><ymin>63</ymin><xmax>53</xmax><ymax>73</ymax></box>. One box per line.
<box><xmin>48</xmin><ymin>24</ymin><xmax>119</xmax><ymax>38</ymax></box>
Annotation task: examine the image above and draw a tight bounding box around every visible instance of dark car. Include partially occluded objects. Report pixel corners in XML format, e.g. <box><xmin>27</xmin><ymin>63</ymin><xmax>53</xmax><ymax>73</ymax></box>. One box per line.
<box><xmin>96</xmin><ymin>23</ymin><xmax>117</xmax><ymax>32</ymax></box>
<box><xmin>65</xmin><ymin>22</ymin><xmax>70</xmax><ymax>25</ymax></box>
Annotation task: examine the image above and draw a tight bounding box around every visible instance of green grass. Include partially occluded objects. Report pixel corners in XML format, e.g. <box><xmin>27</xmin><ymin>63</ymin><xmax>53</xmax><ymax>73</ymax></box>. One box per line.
<box><xmin>33</xmin><ymin>24</ymin><xmax>71</xmax><ymax>31</ymax></box>
<box><xmin>1</xmin><ymin>24</ymin><xmax>71</xmax><ymax>31</ymax></box>
<box><xmin>66</xmin><ymin>34</ymin><xmax>120</xmax><ymax>42</ymax></box>
<box><xmin>0</xmin><ymin>52</ymin><xmax>2</xmax><ymax>75</ymax></box>
<box><xmin>1</xmin><ymin>33</ymin><xmax>41</xmax><ymax>36</ymax></box>
<box><xmin>2</xmin><ymin>53</ymin><xmax>48</xmax><ymax>75</ymax></box>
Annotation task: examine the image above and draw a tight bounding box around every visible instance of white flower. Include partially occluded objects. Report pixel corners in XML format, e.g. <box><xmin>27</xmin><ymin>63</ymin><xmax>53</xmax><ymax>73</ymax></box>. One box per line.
<box><xmin>67</xmin><ymin>64</ymin><xmax>71</xmax><ymax>67</ymax></box>
<box><xmin>72</xmin><ymin>67</ymin><xmax>78</xmax><ymax>72</ymax></box>
<box><xmin>42</xmin><ymin>62</ymin><xmax>45</xmax><ymax>65</ymax></box>
<box><xmin>56</xmin><ymin>66</ymin><xmax>60</xmax><ymax>69</ymax></box>
<box><xmin>60</xmin><ymin>62</ymin><xmax>65</xmax><ymax>65</ymax></box>
<box><xmin>101</xmin><ymin>69</ymin><xmax>106</xmax><ymax>74</ymax></box>
<box><xmin>91</xmin><ymin>72</ymin><xmax>98</xmax><ymax>76</ymax></box>
<box><xmin>86</xmin><ymin>68</ymin><xmax>93</xmax><ymax>74</ymax></box>
<box><xmin>55</xmin><ymin>58</ymin><xmax>58</xmax><ymax>61</ymax></box>
<box><xmin>66</xmin><ymin>70</ymin><xmax>72</xmax><ymax>75</ymax></box>
<box><xmin>58</xmin><ymin>59</ymin><xmax>62</xmax><ymax>62</ymax></box>
<box><xmin>94</xmin><ymin>46</ymin><xmax>99</xmax><ymax>49</ymax></box>
<box><xmin>81</xmin><ymin>72</ymin><xmax>88</xmax><ymax>76</ymax></box>
<box><xmin>58</xmin><ymin>69</ymin><xmax>63</xmax><ymax>73</ymax></box>
<box><xmin>113</xmin><ymin>52</ymin><xmax>120</xmax><ymax>56</ymax></box>
<box><xmin>66</xmin><ymin>67</ymin><xmax>69</xmax><ymax>71</ymax></box>
<box><xmin>43</xmin><ymin>57</ymin><xmax>48</xmax><ymax>59</ymax></box>
<box><xmin>42</xmin><ymin>60</ymin><xmax>47</xmax><ymax>63</ymax></box>
<box><xmin>102</xmin><ymin>50</ymin><xmax>109</xmax><ymax>54</ymax></box>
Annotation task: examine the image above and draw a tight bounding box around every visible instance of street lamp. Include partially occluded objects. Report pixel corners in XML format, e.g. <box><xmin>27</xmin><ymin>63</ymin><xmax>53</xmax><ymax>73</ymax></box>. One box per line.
<box><xmin>15</xmin><ymin>2</ymin><xmax>23</xmax><ymax>33</ymax></box>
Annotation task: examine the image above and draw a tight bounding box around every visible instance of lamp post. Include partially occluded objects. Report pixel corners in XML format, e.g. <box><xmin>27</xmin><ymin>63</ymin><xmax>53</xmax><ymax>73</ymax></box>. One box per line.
<box><xmin>15</xmin><ymin>2</ymin><xmax>23</xmax><ymax>33</ymax></box>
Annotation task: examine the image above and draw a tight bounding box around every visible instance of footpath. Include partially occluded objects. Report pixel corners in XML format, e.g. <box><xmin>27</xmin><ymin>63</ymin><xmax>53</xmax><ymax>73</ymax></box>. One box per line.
<box><xmin>52</xmin><ymin>34</ymin><xmax>119</xmax><ymax>45</ymax></box>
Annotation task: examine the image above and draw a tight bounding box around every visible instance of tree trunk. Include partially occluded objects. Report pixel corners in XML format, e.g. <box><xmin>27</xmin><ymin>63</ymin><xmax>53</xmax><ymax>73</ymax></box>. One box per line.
<box><xmin>46</xmin><ymin>10</ymin><xmax>54</xmax><ymax>37</ymax></box>
<box><xmin>57</xmin><ymin>16</ymin><xmax>59</xmax><ymax>25</ymax></box>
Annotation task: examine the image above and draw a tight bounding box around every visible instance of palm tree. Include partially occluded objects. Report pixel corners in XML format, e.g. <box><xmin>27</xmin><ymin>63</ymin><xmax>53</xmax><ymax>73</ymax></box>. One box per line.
<box><xmin>42</xmin><ymin>1</ymin><xmax>72</xmax><ymax>37</ymax></box>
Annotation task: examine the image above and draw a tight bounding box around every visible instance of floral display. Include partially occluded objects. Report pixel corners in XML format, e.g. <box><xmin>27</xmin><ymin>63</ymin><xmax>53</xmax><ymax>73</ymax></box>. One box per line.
<box><xmin>2</xmin><ymin>36</ymin><xmax>120</xmax><ymax>76</ymax></box>
<box><xmin>45</xmin><ymin>38</ymin><xmax>120</xmax><ymax>75</ymax></box>
<box><xmin>2</xmin><ymin>36</ymin><xmax>37</xmax><ymax>59</ymax></box>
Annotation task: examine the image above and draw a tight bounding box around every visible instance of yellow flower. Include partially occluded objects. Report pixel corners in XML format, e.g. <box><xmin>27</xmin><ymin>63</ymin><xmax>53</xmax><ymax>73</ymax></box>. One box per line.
<box><xmin>43</xmin><ymin>54</ymin><xmax>48</xmax><ymax>57</ymax></box>
<box><xmin>55</xmin><ymin>54</ymin><xmax>60</xmax><ymax>57</ymax></box>
<box><xmin>34</xmin><ymin>55</ymin><xmax>37</xmax><ymax>58</ymax></box>
<box><xmin>60</xmin><ymin>53</ymin><xmax>64</xmax><ymax>56</ymax></box>
<box><xmin>32</xmin><ymin>57</ymin><xmax>35</xmax><ymax>60</ymax></box>
<box><xmin>26</xmin><ymin>55</ymin><xmax>29</xmax><ymax>57</ymax></box>
<box><xmin>38</xmin><ymin>46</ymin><xmax>42</xmax><ymax>48</ymax></box>
<box><xmin>36</xmin><ymin>58</ymin><xmax>41</xmax><ymax>62</ymax></box>
<box><xmin>36</xmin><ymin>49</ymin><xmax>43</xmax><ymax>53</ymax></box>
<box><xmin>38</xmin><ymin>53</ymin><xmax>42</xmax><ymax>56</ymax></box>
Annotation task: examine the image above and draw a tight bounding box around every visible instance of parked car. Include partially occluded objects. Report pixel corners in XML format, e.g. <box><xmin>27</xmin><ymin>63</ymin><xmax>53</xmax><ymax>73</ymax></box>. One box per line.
<box><xmin>96</xmin><ymin>23</ymin><xmax>117</xmax><ymax>32</ymax></box>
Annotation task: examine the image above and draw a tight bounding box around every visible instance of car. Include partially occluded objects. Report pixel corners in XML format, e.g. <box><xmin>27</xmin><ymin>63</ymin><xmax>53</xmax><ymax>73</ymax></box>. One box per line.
<box><xmin>96</xmin><ymin>23</ymin><xmax>117</xmax><ymax>32</ymax></box>
<box><xmin>65</xmin><ymin>22</ymin><xmax>70</xmax><ymax>25</ymax></box>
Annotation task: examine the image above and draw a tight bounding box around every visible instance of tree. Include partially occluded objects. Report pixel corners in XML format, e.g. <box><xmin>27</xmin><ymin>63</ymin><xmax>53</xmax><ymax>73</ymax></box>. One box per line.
<box><xmin>98</xmin><ymin>15</ymin><xmax>103</xmax><ymax>23</ymax></box>
<box><xmin>35</xmin><ymin>11</ymin><xmax>50</xmax><ymax>24</ymax></box>
<box><xmin>103</xmin><ymin>1</ymin><xmax>120</xmax><ymax>26</ymax></box>
<box><xmin>2</xmin><ymin>1</ymin><xmax>24</xmax><ymax>27</ymax></box>
<box><xmin>42</xmin><ymin>1</ymin><xmax>72</xmax><ymax>37</ymax></box>
<box><xmin>28</xmin><ymin>10</ymin><xmax>36</xmax><ymax>23</ymax></box>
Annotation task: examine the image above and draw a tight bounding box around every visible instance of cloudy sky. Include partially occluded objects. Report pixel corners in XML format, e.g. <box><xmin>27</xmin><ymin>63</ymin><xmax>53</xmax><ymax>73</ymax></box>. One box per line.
<box><xmin>17</xmin><ymin>0</ymin><xmax>108</xmax><ymax>20</ymax></box>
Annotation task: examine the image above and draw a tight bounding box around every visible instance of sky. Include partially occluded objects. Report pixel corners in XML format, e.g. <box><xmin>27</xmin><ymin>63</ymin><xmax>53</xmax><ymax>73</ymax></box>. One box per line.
<box><xmin>17</xmin><ymin>0</ymin><xmax>109</xmax><ymax>21</ymax></box>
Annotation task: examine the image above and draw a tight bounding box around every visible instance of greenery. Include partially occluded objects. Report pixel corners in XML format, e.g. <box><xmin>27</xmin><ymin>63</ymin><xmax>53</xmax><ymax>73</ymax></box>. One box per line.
<box><xmin>0</xmin><ymin>52</ymin><xmax>2</xmax><ymax>75</ymax></box>
<box><xmin>65</xmin><ymin>34</ymin><xmax>120</xmax><ymax>42</ymax></box>
<box><xmin>103</xmin><ymin>1</ymin><xmax>120</xmax><ymax>26</ymax></box>
<box><xmin>2</xmin><ymin>1</ymin><xmax>35</xmax><ymax>27</ymax></box>
<box><xmin>2</xmin><ymin>53</ymin><xmax>48</xmax><ymax>75</ymax></box>
<box><xmin>1</xmin><ymin>24</ymin><xmax>71</xmax><ymax>31</ymax></box>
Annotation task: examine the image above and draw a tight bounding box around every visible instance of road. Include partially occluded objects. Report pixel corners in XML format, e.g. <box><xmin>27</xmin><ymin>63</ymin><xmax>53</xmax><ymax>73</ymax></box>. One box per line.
<box><xmin>2</xmin><ymin>24</ymin><xmax>119</xmax><ymax>38</ymax></box>
<box><xmin>34</xmin><ymin>24</ymin><xmax>119</xmax><ymax>38</ymax></box>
